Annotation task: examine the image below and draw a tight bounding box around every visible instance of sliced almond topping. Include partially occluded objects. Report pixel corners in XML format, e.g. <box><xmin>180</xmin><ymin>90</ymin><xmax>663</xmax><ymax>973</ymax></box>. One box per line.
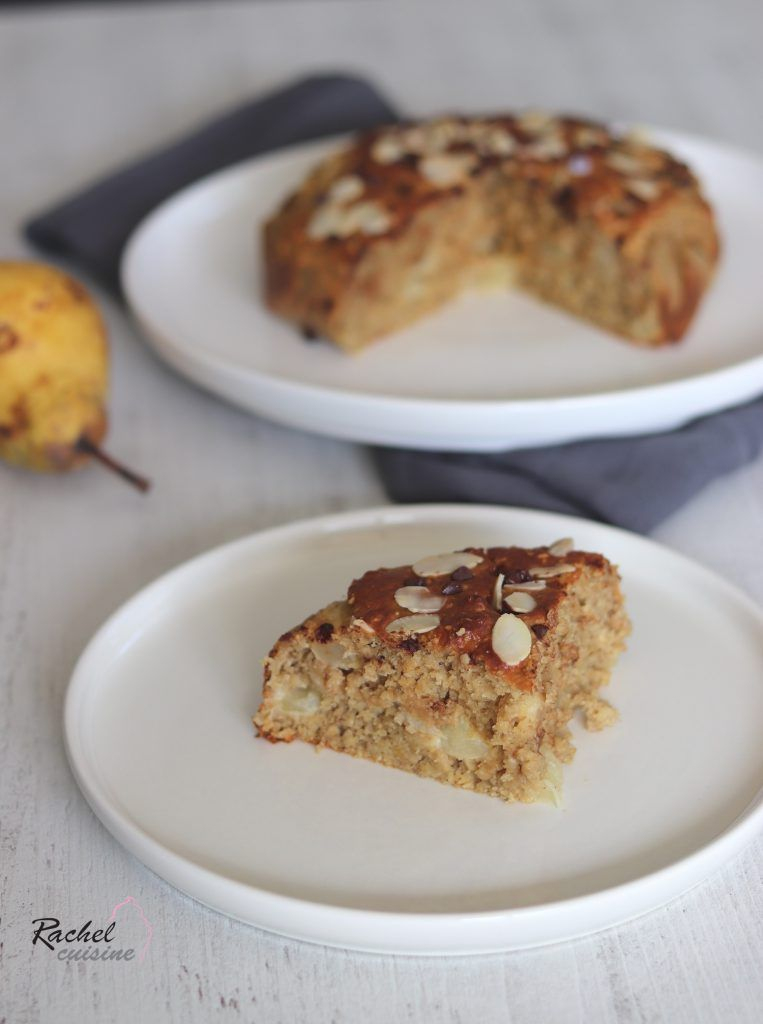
<box><xmin>504</xmin><ymin>591</ymin><xmax>537</xmax><ymax>613</ymax></box>
<box><xmin>427</xmin><ymin>119</ymin><xmax>467</xmax><ymax>151</ymax></box>
<box><xmin>351</xmin><ymin>618</ymin><xmax>375</xmax><ymax>634</ymax></box>
<box><xmin>353</xmin><ymin>201</ymin><xmax>393</xmax><ymax>235</ymax></box>
<box><xmin>412</xmin><ymin>551</ymin><xmax>484</xmax><ymax>577</ymax></box>
<box><xmin>522</xmin><ymin>134</ymin><xmax>568</xmax><ymax>161</ymax></box>
<box><xmin>530</xmin><ymin>564</ymin><xmax>576</xmax><ymax>579</ymax></box>
<box><xmin>625</xmin><ymin>178</ymin><xmax>661</xmax><ymax>202</ymax></box>
<box><xmin>401</xmin><ymin>126</ymin><xmax>428</xmax><ymax>152</ymax></box>
<box><xmin>328</xmin><ymin>174</ymin><xmax>364</xmax><ymax>204</ymax></box>
<box><xmin>492</xmin><ymin>613</ymin><xmax>533</xmax><ymax>666</ymax></box>
<box><xmin>574</xmin><ymin>125</ymin><xmax>609</xmax><ymax>148</ymax></box>
<box><xmin>307</xmin><ymin>200</ymin><xmax>391</xmax><ymax>240</ymax></box>
<box><xmin>394</xmin><ymin>586</ymin><xmax>445</xmax><ymax>613</ymax></box>
<box><xmin>549</xmin><ymin>537</ymin><xmax>574</xmax><ymax>556</ymax></box>
<box><xmin>420</xmin><ymin>152</ymin><xmax>477</xmax><ymax>187</ymax></box>
<box><xmin>492</xmin><ymin>573</ymin><xmax>505</xmax><ymax>612</ymax></box>
<box><xmin>518</xmin><ymin>110</ymin><xmax>557</xmax><ymax>134</ymax></box>
<box><xmin>474</xmin><ymin>125</ymin><xmax>517</xmax><ymax>156</ymax></box>
<box><xmin>386</xmin><ymin>614</ymin><xmax>440</xmax><ymax>635</ymax></box>
<box><xmin>371</xmin><ymin>134</ymin><xmax>405</xmax><ymax>164</ymax></box>
<box><xmin>606</xmin><ymin>150</ymin><xmax>645</xmax><ymax>176</ymax></box>
<box><xmin>506</xmin><ymin>579</ymin><xmax>547</xmax><ymax>592</ymax></box>
<box><xmin>623</xmin><ymin>126</ymin><xmax>653</xmax><ymax>147</ymax></box>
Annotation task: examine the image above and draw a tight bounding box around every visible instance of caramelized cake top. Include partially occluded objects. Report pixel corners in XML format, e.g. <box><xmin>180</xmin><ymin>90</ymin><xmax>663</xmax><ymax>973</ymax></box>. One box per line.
<box><xmin>271</xmin><ymin>112</ymin><xmax>706</xmax><ymax>261</ymax></box>
<box><xmin>342</xmin><ymin>542</ymin><xmax>609</xmax><ymax>690</ymax></box>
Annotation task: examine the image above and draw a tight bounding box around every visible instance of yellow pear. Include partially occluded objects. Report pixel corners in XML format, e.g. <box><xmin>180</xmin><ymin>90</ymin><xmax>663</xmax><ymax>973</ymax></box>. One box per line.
<box><xmin>0</xmin><ymin>261</ymin><xmax>148</xmax><ymax>489</ymax></box>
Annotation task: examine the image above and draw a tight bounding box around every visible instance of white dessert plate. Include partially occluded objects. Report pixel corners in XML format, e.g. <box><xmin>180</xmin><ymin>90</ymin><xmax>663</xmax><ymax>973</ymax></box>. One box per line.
<box><xmin>122</xmin><ymin>129</ymin><xmax>763</xmax><ymax>451</ymax></box>
<box><xmin>65</xmin><ymin>505</ymin><xmax>763</xmax><ymax>955</ymax></box>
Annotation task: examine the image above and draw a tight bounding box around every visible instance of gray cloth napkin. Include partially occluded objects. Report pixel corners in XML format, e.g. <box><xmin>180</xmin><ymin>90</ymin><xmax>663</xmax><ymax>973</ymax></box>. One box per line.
<box><xmin>373</xmin><ymin>394</ymin><xmax>763</xmax><ymax>533</ymax></box>
<box><xmin>24</xmin><ymin>74</ymin><xmax>763</xmax><ymax>531</ymax></box>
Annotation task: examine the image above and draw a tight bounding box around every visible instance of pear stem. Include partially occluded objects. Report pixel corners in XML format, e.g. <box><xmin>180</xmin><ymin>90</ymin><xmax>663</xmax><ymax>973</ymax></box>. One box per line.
<box><xmin>75</xmin><ymin>437</ymin><xmax>151</xmax><ymax>493</ymax></box>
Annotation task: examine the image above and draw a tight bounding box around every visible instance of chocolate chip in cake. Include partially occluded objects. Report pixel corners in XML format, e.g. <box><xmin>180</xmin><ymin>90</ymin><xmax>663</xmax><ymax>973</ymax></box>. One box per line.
<box><xmin>404</xmin><ymin>575</ymin><xmax>428</xmax><ymax>587</ymax></box>
<box><xmin>532</xmin><ymin>624</ymin><xmax>549</xmax><ymax>639</ymax></box>
<box><xmin>553</xmin><ymin>185</ymin><xmax>577</xmax><ymax>221</ymax></box>
<box><xmin>505</xmin><ymin>568</ymin><xmax>532</xmax><ymax>584</ymax></box>
<box><xmin>450</xmin><ymin>565</ymin><xmax>474</xmax><ymax>582</ymax></box>
<box><xmin>315</xmin><ymin>622</ymin><xmax>334</xmax><ymax>643</ymax></box>
<box><xmin>441</xmin><ymin>581</ymin><xmax>463</xmax><ymax>595</ymax></box>
<box><xmin>399</xmin><ymin>636</ymin><xmax>421</xmax><ymax>653</ymax></box>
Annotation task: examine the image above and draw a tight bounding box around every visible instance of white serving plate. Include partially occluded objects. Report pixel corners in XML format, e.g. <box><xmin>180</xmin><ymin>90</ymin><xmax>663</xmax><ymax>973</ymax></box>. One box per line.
<box><xmin>65</xmin><ymin>505</ymin><xmax>763</xmax><ymax>955</ymax></box>
<box><xmin>122</xmin><ymin>129</ymin><xmax>763</xmax><ymax>451</ymax></box>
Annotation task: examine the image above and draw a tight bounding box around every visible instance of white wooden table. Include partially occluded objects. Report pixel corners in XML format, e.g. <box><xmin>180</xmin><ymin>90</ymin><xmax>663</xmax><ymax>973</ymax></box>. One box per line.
<box><xmin>2</xmin><ymin>2</ymin><xmax>762</xmax><ymax>1021</ymax></box>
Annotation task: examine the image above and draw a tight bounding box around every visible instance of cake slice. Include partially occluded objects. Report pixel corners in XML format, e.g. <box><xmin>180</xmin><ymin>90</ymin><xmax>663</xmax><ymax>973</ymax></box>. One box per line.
<box><xmin>254</xmin><ymin>540</ymin><xmax>630</xmax><ymax>804</ymax></box>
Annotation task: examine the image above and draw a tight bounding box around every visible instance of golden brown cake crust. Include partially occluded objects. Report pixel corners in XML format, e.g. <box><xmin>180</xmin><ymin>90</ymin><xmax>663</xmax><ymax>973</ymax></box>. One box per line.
<box><xmin>347</xmin><ymin>545</ymin><xmax>606</xmax><ymax>690</ymax></box>
<box><xmin>263</xmin><ymin>112</ymin><xmax>719</xmax><ymax>350</ymax></box>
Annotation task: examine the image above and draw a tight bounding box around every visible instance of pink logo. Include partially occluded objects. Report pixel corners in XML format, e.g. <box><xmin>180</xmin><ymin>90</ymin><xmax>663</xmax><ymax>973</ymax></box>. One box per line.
<box><xmin>108</xmin><ymin>897</ymin><xmax>153</xmax><ymax>963</ymax></box>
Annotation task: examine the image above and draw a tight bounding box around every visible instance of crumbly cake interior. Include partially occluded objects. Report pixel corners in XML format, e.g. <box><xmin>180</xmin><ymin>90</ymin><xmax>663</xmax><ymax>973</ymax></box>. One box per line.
<box><xmin>264</xmin><ymin>112</ymin><xmax>719</xmax><ymax>351</ymax></box>
<box><xmin>254</xmin><ymin>541</ymin><xmax>630</xmax><ymax>805</ymax></box>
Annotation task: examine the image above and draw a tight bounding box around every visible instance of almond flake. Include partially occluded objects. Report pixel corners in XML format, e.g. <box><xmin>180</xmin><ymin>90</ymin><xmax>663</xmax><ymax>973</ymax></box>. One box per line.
<box><xmin>394</xmin><ymin>586</ymin><xmax>445</xmax><ymax>613</ymax></box>
<box><xmin>475</xmin><ymin>125</ymin><xmax>517</xmax><ymax>156</ymax></box>
<box><xmin>371</xmin><ymin>134</ymin><xmax>405</xmax><ymax>164</ymax></box>
<box><xmin>420</xmin><ymin>152</ymin><xmax>477</xmax><ymax>187</ymax></box>
<box><xmin>506</xmin><ymin>579</ymin><xmax>547</xmax><ymax>592</ymax></box>
<box><xmin>427</xmin><ymin>119</ymin><xmax>466</xmax><ymax>151</ymax></box>
<box><xmin>549</xmin><ymin>537</ymin><xmax>574</xmax><ymax>556</ymax></box>
<box><xmin>522</xmin><ymin>134</ymin><xmax>568</xmax><ymax>161</ymax></box>
<box><xmin>413</xmin><ymin>551</ymin><xmax>484</xmax><ymax>577</ymax></box>
<box><xmin>574</xmin><ymin>125</ymin><xmax>608</xmax><ymax>148</ymax></box>
<box><xmin>530</xmin><ymin>564</ymin><xmax>576</xmax><ymax>579</ymax></box>
<box><xmin>401</xmin><ymin>126</ymin><xmax>427</xmax><ymax>152</ymax></box>
<box><xmin>518</xmin><ymin>110</ymin><xmax>557</xmax><ymax>134</ymax></box>
<box><xmin>606</xmin><ymin>151</ymin><xmax>645</xmax><ymax>176</ymax></box>
<box><xmin>504</xmin><ymin>591</ymin><xmax>537</xmax><ymax>613</ymax></box>
<box><xmin>386</xmin><ymin>614</ymin><xmax>440</xmax><ymax>635</ymax></box>
<box><xmin>353</xmin><ymin>201</ymin><xmax>392</xmax><ymax>235</ymax></box>
<box><xmin>492</xmin><ymin>613</ymin><xmax>533</xmax><ymax>666</ymax></box>
<box><xmin>351</xmin><ymin>618</ymin><xmax>375</xmax><ymax>634</ymax></box>
<box><xmin>625</xmin><ymin>178</ymin><xmax>661</xmax><ymax>202</ymax></box>
<box><xmin>328</xmin><ymin>175</ymin><xmax>364</xmax><ymax>204</ymax></box>
<box><xmin>492</xmin><ymin>573</ymin><xmax>505</xmax><ymax>612</ymax></box>
<box><xmin>307</xmin><ymin>200</ymin><xmax>391</xmax><ymax>240</ymax></box>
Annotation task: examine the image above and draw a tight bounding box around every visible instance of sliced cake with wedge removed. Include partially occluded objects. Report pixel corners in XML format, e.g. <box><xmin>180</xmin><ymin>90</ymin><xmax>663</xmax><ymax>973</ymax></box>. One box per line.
<box><xmin>254</xmin><ymin>539</ymin><xmax>630</xmax><ymax>804</ymax></box>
